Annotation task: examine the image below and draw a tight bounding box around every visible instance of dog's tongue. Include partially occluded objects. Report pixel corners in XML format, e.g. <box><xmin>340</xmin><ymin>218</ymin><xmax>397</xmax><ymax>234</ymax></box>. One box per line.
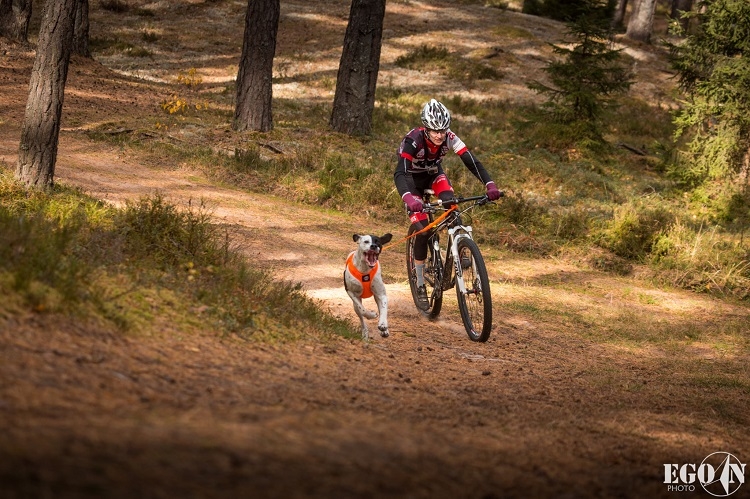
<box><xmin>365</xmin><ymin>250</ymin><xmax>379</xmax><ymax>268</ymax></box>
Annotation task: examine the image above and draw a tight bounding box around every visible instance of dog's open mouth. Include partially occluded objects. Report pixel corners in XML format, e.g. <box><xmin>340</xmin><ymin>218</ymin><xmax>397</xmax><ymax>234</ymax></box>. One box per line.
<box><xmin>365</xmin><ymin>250</ymin><xmax>379</xmax><ymax>268</ymax></box>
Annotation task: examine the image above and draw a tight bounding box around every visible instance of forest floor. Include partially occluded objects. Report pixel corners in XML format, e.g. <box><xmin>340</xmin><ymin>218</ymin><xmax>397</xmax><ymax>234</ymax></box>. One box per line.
<box><xmin>1</xmin><ymin>1</ymin><xmax>749</xmax><ymax>498</ymax></box>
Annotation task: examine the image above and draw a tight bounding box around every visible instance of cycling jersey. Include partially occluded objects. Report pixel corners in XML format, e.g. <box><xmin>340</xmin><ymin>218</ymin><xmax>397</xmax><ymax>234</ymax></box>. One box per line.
<box><xmin>394</xmin><ymin>127</ymin><xmax>493</xmax><ymax>197</ymax></box>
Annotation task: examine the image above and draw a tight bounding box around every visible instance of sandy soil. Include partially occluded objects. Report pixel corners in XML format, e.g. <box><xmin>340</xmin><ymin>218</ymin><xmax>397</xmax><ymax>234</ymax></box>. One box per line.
<box><xmin>1</xmin><ymin>1</ymin><xmax>748</xmax><ymax>498</ymax></box>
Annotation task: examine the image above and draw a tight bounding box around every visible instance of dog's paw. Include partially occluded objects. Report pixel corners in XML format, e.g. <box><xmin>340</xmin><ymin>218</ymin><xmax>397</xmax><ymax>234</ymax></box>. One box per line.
<box><xmin>378</xmin><ymin>325</ymin><xmax>389</xmax><ymax>338</ymax></box>
<box><xmin>364</xmin><ymin>310</ymin><xmax>378</xmax><ymax>320</ymax></box>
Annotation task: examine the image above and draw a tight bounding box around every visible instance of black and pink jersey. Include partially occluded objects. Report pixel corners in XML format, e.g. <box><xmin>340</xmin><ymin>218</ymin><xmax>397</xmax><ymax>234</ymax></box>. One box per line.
<box><xmin>398</xmin><ymin>127</ymin><xmax>467</xmax><ymax>172</ymax></box>
<box><xmin>394</xmin><ymin>127</ymin><xmax>493</xmax><ymax>197</ymax></box>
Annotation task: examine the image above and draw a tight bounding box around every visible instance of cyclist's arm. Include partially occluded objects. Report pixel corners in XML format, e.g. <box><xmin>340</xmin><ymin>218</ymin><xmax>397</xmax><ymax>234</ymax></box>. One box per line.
<box><xmin>448</xmin><ymin>132</ymin><xmax>494</xmax><ymax>185</ymax></box>
<box><xmin>395</xmin><ymin>133</ymin><xmax>420</xmax><ymax>197</ymax></box>
<box><xmin>458</xmin><ymin>150</ymin><xmax>493</xmax><ymax>185</ymax></box>
<box><xmin>394</xmin><ymin>155</ymin><xmax>415</xmax><ymax>197</ymax></box>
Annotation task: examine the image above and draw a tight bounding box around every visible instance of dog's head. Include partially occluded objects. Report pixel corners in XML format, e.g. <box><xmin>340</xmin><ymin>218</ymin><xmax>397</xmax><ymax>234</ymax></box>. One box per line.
<box><xmin>353</xmin><ymin>233</ymin><xmax>393</xmax><ymax>268</ymax></box>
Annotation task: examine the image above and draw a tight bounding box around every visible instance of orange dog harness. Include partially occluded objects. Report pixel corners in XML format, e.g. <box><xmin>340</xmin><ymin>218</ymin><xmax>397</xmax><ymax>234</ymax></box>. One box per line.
<box><xmin>346</xmin><ymin>251</ymin><xmax>378</xmax><ymax>299</ymax></box>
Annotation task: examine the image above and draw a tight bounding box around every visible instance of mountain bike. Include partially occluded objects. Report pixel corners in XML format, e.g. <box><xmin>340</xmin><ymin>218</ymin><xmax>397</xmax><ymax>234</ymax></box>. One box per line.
<box><xmin>406</xmin><ymin>190</ymin><xmax>495</xmax><ymax>342</ymax></box>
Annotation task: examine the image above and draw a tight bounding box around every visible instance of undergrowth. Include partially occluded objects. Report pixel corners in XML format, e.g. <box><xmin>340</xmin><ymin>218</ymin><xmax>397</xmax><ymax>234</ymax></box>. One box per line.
<box><xmin>394</xmin><ymin>44</ymin><xmax>502</xmax><ymax>86</ymax></box>
<box><xmin>83</xmin><ymin>82</ymin><xmax>750</xmax><ymax>301</ymax></box>
<box><xmin>0</xmin><ymin>171</ymin><xmax>358</xmax><ymax>340</ymax></box>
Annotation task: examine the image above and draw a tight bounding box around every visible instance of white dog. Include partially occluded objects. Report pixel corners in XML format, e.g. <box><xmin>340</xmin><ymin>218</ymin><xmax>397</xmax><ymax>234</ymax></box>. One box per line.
<box><xmin>344</xmin><ymin>233</ymin><xmax>392</xmax><ymax>339</ymax></box>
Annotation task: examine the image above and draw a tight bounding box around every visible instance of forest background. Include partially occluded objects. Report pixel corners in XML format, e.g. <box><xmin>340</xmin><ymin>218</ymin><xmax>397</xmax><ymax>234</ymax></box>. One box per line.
<box><xmin>0</xmin><ymin>0</ymin><xmax>749</xmax><ymax>497</ymax></box>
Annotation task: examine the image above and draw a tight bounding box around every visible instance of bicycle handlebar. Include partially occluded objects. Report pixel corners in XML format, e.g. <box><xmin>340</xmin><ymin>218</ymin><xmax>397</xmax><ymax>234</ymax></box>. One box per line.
<box><xmin>422</xmin><ymin>194</ymin><xmax>494</xmax><ymax>212</ymax></box>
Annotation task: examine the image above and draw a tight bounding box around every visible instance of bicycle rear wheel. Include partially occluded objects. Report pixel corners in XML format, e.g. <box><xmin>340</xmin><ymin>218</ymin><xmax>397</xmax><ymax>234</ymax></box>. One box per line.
<box><xmin>455</xmin><ymin>238</ymin><xmax>492</xmax><ymax>342</ymax></box>
<box><xmin>406</xmin><ymin>224</ymin><xmax>443</xmax><ymax>318</ymax></box>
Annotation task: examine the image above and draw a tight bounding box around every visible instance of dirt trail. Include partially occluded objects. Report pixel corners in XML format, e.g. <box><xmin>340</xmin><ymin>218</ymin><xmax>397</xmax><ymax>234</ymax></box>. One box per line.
<box><xmin>3</xmin><ymin>80</ymin><xmax>747</xmax><ymax>499</ymax></box>
<box><xmin>2</xmin><ymin>2</ymin><xmax>749</xmax><ymax>497</ymax></box>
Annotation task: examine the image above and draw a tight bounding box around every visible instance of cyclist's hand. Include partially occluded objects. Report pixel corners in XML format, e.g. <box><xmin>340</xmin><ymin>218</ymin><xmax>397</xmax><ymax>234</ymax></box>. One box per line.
<box><xmin>486</xmin><ymin>181</ymin><xmax>503</xmax><ymax>201</ymax></box>
<box><xmin>402</xmin><ymin>192</ymin><xmax>424</xmax><ymax>213</ymax></box>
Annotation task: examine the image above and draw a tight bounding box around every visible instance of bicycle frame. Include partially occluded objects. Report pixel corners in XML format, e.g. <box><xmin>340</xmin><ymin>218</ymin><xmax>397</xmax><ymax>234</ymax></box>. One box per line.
<box><xmin>406</xmin><ymin>190</ymin><xmax>495</xmax><ymax>341</ymax></box>
<box><xmin>422</xmin><ymin>192</ymin><xmax>487</xmax><ymax>293</ymax></box>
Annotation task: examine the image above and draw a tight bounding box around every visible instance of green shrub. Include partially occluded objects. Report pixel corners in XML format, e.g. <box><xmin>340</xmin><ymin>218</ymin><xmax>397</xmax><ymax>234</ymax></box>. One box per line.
<box><xmin>650</xmin><ymin>220</ymin><xmax>750</xmax><ymax>298</ymax></box>
<box><xmin>598</xmin><ymin>200</ymin><xmax>674</xmax><ymax>259</ymax></box>
<box><xmin>550</xmin><ymin>207</ymin><xmax>590</xmax><ymax>241</ymax></box>
<box><xmin>497</xmin><ymin>190</ymin><xmax>548</xmax><ymax>227</ymax></box>
<box><xmin>117</xmin><ymin>193</ymin><xmax>224</xmax><ymax>269</ymax></box>
<box><xmin>0</xmin><ymin>210</ymin><xmax>87</xmax><ymax>307</ymax></box>
<box><xmin>516</xmin><ymin>112</ymin><xmax>607</xmax><ymax>153</ymax></box>
<box><xmin>0</xmin><ymin>175</ymin><xmax>113</xmax><ymax>309</ymax></box>
<box><xmin>0</xmin><ymin>170</ymin><xmax>357</xmax><ymax>338</ymax></box>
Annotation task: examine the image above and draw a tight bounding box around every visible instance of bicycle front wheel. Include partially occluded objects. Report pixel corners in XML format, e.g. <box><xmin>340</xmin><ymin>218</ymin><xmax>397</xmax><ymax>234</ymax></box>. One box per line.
<box><xmin>406</xmin><ymin>224</ymin><xmax>443</xmax><ymax>319</ymax></box>
<box><xmin>455</xmin><ymin>238</ymin><xmax>492</xmax><ymax>342</ymax></box>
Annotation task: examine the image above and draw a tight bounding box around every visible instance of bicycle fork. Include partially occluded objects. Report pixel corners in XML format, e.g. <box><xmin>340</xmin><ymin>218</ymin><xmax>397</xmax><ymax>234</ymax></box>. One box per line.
<box><xmin>444</xmin><ymin>226</ymin><xmax>473</xmax><ymax>293</ymax></box>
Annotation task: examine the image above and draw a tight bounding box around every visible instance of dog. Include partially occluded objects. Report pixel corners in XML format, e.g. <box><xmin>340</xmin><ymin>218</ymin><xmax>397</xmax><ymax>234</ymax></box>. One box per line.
<box><xmin>344</xmin><ymin>233</ymin><xmax>392</xmax><ymax>339</ymax></box>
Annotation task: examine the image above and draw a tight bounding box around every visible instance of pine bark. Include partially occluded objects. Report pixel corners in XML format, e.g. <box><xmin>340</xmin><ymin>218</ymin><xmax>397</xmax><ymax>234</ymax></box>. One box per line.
<box><xmin>16</xmin><ymin>0</ymin><xmax>77</xmax><ymax>190</ymax></box>
<box><xmin>233</xmin><ymin>0</ymin><xmax>280</xmax><ymax>132</ymax></box>
<box><xmin>742</xmin><ymin>147</ymin><xmax>750</xmax><ymax>194</ymax></box>
<box><xmin>612</xmin><ymin>0</ymin><xmax>628</xmax><ymax>29</ymax></box>
<box><xmin>73</xmin><ymin>0</ymin><xmax>90</xmax><ymax>57</ymax></box>
<box><xmin>0</xmin><ymin>0</ymin><xmax>32</xmax><ymax>43</ymax></box>
<box><xmin>626</xmin><ymin>0</ymin><xmax>657</xmax><ymax>43</ymax></box>
<box><xmin>329</xmin><ymin>0</ymin><xmax>386</xmax><ymax>136</ymax></box>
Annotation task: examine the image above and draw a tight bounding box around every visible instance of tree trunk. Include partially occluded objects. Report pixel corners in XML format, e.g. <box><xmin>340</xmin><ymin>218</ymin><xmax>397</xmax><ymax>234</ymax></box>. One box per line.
<box><xmin>16</xmin><ymin>0</ymin><xmax>77</xmax><ymax>190</ymax></box>
<box><xmin>626</xmin><ymin>0</ymin><xmax>656</xmax><ymax>43</ymax></box>
<box><xmin>329</xmin><ymin>0</ymin><xmax>386</xmax><ymax>136</ymax></box>
<box><xmin>73</xmin><ymin>0</ymin><xmax>90</xmax><ymax>57</ymax></box>
<box><xmin>612</xmin><ymin>0</ymin><xmax>628</xmax><ymax>29</ymax></box>
<box><xmin>670</xmin><ymin>0</ymin><xmax>693</xmax><ymax>33</ymax></box>
<box><xmin>0</xmin><ymin>0</ymin><xmax>32</xmax><ymax>43</ymax></box>
<box><xmin>233</xmin><ymin>0</ymin><xmax>280</xmax><ymax>133</ymax></box>
<box><xmin>742</xmin><ymin>146</ymin><xmax>750</xmax><ymax>194</ymax></box>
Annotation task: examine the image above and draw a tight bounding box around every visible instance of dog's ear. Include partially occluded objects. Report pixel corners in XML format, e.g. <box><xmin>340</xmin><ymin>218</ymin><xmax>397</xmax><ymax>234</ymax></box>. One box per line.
<box><xmin>353</xmin><ymin>234</ymin><xmax>360</xmax><ymax>242</ymax></box>
<box><xmin>381</xmin><ymin>233</ymin><xmax>393</xmax><ymax>245</ymax></box>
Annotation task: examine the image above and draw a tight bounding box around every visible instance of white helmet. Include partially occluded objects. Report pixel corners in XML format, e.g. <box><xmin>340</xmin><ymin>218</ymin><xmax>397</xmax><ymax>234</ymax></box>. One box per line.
<box><xmin>421</xmin><ymin>99</ymin><xmax>451</xmax><ymax>131</ymax></box>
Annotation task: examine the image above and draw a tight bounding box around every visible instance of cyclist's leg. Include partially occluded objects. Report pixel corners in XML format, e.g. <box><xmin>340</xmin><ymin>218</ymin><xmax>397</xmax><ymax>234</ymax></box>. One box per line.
<box><xmin>410</xmin><ymin>216</ymin><xmax>429</xmax><ymax>286</ymax></box>
<box><xmin>408</xmin><ymin>213</ymin><xmax>431</xmax><ymax>310</ymax></box>
<box><xmin>432</xmin><ymin>173</ymin><xmax>463</xmax><ymax>224</ymax></box>
<box><xmin>432</xmin><ymin>173</ymin><xmax>454</xmax><ymax>201</ymax></box>
<box><xmin>407</xmin><ymin>174</ymin><xmax>435</xmax><ymax>286</ymax></box>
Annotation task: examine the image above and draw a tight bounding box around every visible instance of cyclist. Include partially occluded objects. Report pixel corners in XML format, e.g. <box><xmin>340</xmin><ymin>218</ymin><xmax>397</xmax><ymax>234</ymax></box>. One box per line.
<box><xmin>395</xmin><ymin>98</ymin><xmax>502</xmax><ymax>310</ymax></box>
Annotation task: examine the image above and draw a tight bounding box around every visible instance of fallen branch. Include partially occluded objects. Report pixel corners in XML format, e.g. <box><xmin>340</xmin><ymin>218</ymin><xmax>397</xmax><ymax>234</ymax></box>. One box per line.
<box><xmin>259</xmin><ymin>142</ymin><xmax>284</xmax><ymax>154</ymax></box>
<box><xmin>618</xmin><ymin>142</ymin><xmax>647</xmax><ymax>156</ymax></box>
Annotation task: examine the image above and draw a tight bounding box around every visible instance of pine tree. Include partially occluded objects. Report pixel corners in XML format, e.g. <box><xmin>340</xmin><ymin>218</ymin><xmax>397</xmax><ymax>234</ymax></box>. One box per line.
<box><xmin>669</xmin><ymin>0</ymin><xmax>750</xmax><ymax>186</ymax></box>
<box><xmin>522</xmin><ymin>0</ymin><xmax>592</xmax><ymax>21</ymax></box>
<box><xmin>528</xmin><ymin>0</ymin><xmax>632</xmax><ymax>142</ymax></box>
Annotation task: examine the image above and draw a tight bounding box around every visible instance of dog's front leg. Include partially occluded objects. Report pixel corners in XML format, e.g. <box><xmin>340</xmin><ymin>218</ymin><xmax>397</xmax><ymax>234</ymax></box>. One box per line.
<box><xmin>350</xmin><ymin>294</ymin><xmax>377</xmax><ymax>321</ymax></box>
<box><xmin>372</xmin><ymin>287</ymin><xmax>389</xmax><ymax>338</ymax></box>
<box><xmin>347</xmin><ymin>291</ymin><xmax>372</xmax><ymax>340</ymax></box>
